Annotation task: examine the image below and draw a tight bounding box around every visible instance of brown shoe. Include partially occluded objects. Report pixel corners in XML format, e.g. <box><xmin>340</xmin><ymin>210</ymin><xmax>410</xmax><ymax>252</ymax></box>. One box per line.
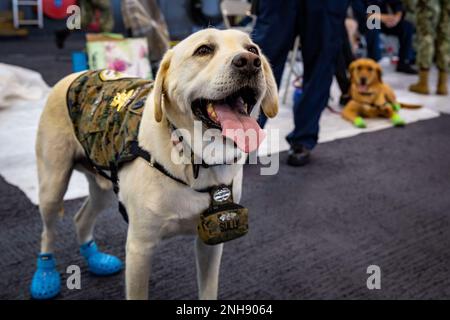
<box><xmin>409</xmin><ymin>69</ymin><xmax>430</xmax><ymax>95</ymax></box>
<box><xmin>437</xmin><ymin>71</ymin><xmax>448</xmax><ymax>95</ymax></box>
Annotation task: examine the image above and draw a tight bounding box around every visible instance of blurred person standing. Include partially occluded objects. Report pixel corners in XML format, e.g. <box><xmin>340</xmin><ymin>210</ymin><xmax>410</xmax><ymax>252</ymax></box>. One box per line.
<box><xmin>409</xmin><ymin>0</ymin><xmax>449</xmax><ymax>95</ymax></box>
<box><xmin>252</xmin><ymin>0</ymin><xmax>350</xmax><ymax>166</ymax></box>
<box><xmin>121</xmin><ymin>0</ymin><xmax>170</xmax><ymax>65</ymax></box>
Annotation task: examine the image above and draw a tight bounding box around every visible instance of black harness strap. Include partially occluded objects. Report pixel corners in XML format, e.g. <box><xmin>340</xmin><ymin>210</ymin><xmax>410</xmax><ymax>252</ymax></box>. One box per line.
<box><xmin>129</xmin><ymin>141</ymin><xmax>191</xmax><ymax>187</ymax></box>
<box><xmin>118</xmin><ymin>201</ymin><xmax>129</xmax><ymax>223</ymax></box>
<box><xmin>129</xmin><ymin>141</ymin><xmax>217</xmax><ymax>193</ymax></box>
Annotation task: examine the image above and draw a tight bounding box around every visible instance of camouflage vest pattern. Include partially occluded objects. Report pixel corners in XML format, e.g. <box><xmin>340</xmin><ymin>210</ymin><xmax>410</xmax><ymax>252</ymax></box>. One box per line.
<box><xmin>67</xmin><ymin>70</ymin><xmax>153</xmax><ymax>171</ymax></box>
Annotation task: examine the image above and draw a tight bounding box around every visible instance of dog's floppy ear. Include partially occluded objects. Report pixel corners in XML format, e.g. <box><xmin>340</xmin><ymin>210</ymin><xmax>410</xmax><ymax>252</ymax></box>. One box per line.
<box><xmin>260</xmin><ymin>54</ymin><xmax>279</xmax><ymax>118</ymax></box>
<box><xmin>154</xmin><ymin>49</ymin><xmax>173</xmax><ymax>122</ymax></box>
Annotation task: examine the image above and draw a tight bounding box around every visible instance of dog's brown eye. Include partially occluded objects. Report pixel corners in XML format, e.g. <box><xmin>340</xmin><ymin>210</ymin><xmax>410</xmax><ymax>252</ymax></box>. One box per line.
<box><xmin>194</xmin><ymin>45</ymin><xmax>214</xmax><ymax>56</ymax></box>
<box><xmin>247</xmin><ymin>46</ymin><xmax>259</xmax><ymax>55</ymax></box>
<box><xmin>367</xmin><ymin>67</ymin><xmax>373</xmax><ymax>72</ymax></box>
<box><xmin>357</xmin><ymin>66</ymin><xmax>363</xmax><ymax>71</ymax></box>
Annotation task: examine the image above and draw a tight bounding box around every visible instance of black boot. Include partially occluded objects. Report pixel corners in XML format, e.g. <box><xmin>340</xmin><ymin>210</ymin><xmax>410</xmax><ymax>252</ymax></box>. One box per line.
<box><xmin>287</xmin><ymin>145</ymin><xmax>311</xmax><ymax>167</ymax></box>
<box><xmin>396</xmin><ymin>63</ymin><xmax>418</xmax><ymax>75</ymax></box>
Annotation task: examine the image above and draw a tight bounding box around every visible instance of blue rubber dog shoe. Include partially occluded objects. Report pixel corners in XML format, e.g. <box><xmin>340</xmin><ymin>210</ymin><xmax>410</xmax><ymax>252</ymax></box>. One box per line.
<box><xmin>80</xmin><ymin>240</ymin><xmax>123</xmax><ymax>276</ymax></box>
<box><xmin>30</xmin><ymin>253</ymin><xmax>61</xmax><ymax>300</ymax></box>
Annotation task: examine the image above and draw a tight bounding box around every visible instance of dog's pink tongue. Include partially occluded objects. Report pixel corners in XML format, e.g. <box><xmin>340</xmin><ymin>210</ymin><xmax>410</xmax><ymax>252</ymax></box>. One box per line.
<box><xmin>214</xmin><ymin>103</ymin><xmax>266</xmax><ymax>153</ymax></box>
<box><xmin>358</xmin><ymin>84</ymin><xmax>368</xmax><ymax>92</ymax></box>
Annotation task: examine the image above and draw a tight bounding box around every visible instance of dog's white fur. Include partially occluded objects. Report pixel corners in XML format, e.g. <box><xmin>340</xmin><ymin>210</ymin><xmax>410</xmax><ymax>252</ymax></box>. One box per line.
<box><xmin>35</xmin><ymin>29</ymin><xmax>278</xmax><ymax>300</ymax></box>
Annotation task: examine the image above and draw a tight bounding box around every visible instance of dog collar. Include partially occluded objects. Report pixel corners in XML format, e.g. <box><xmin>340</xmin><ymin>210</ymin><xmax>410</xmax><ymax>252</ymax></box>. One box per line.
<box><xmin>358</xmin><ymin>91</ymin><xmax>375</xmax><ymax>96</ymax></box>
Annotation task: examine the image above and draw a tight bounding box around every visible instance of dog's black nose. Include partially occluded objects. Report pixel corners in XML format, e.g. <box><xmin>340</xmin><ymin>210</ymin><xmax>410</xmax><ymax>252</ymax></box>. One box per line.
<box><xmin>232</xmin><ymin>52</ymin><xmax>261</xmax><ymax>74</ymax></box>
<box><xmin>360</xmin><ymin>77</ymin><xmax>367</xmax><ymax>85</ymax></box>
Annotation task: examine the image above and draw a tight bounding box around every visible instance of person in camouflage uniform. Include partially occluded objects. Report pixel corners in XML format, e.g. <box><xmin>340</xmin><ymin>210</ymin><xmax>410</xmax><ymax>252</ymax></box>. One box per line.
<box><xmin>67</xmin><ymin>70</ymin><xmax>153</xmax><ymax>173</ymax></box>
<box><xmin>409</xmin><ymin>0</ymin><xmax>449</xmax><ymax>95</ymax></box>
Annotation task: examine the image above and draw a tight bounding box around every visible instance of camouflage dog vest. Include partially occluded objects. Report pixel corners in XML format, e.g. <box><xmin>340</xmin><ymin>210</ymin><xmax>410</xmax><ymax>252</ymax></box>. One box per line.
<box><xmin>67</xmin><ymin>70</ymin><xmax>153</xmax><ymax>173</ymax></box>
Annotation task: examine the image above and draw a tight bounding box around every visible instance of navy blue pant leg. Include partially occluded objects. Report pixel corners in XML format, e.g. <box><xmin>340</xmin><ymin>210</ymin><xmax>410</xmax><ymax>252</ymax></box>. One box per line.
<box><xmin>286</xmin><ymin>0</ymin><xmax>349</xmax><ymax>150</ymax></box>
<box><xmin>251</xmin><ymin>0</ymin><xmax>301</xmax><ymax>128</ymax></box>
<box><xmin>351</xmin><ymin>0</ymin><xmax>382</xmax><ymax>61</ymax></box>
<box><xmin>365</xmin><ymin>29</ymin><xmax>382</xmax><ymax>61</ymax></box>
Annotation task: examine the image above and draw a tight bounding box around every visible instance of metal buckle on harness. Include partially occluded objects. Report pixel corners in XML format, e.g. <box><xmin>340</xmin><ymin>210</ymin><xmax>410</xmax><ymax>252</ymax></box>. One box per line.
<box><xmin>148</xmin><ymin>156</ymin><xmax>155</xmax><ymax>167</ymax></box>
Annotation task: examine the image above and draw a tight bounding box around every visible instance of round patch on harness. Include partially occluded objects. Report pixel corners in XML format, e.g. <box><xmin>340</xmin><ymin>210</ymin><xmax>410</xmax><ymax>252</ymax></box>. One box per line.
<box><xmin>213</xmin><ymin>187</ymin><xmax>231</xmax><ymax>202</ymax></box>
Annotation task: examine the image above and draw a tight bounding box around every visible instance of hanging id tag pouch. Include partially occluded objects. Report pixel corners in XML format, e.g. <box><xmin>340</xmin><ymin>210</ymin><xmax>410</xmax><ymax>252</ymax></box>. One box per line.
<box><xmin>197</xmin><ymin>185</ymin><xmax>249</xmax><ymax>245</ymax></box>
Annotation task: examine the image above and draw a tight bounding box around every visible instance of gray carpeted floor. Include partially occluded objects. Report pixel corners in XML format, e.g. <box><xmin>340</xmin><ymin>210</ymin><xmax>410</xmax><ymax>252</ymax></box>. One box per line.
<box><xmin>1</xmin><ymin>115</ymin><xmax>450</xmax><ymax>300</ymax></box>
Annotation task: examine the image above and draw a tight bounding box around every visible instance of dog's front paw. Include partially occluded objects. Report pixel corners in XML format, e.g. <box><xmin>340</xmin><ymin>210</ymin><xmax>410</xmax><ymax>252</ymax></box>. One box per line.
<box><xmin>30</xmin><ymin>253</ymin><xmax>61</xmax><ymax>300</ymax></box>
<box><xmin>353</xmin><ymin>116</ymin><xmax>367</xmax><ymax>128</ymax></box>
<box><xmin>391</xmin><ymin>113</ymin><xmax>405</xmax><ymax>127</ymax></box>
<box><xmin>80</xmin><ymin>240</ymin><xmax>123</xmax><ymax>276</ymax></box>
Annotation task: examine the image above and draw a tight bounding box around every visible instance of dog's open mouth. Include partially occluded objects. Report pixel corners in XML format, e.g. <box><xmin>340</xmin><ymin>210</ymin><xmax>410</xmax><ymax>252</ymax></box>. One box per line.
<box><xmin>191</xmin><ymin>86</ymin><xmax>265</xmax><ymax>153</ymax></box>
<box><xmin>192</xmin><ymin>87</ymin><xmax>257</xmax><ymax>129</ymax></box>
<box><xmin>358</xmin><ymin>84</ymin><xmax>369</xmax><ymax>93</ymax></box>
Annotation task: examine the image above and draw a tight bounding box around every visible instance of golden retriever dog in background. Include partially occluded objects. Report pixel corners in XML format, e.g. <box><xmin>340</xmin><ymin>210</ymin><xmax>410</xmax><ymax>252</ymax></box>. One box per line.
<box><xmin>342</xmin><ymin>58</ymin><xmax>421</xmax><ymax>128</ymax></box>
<box><xmin>32</xmin><ymin>29</ymin><xmax>278</xmax><ymax>300</ymax></box>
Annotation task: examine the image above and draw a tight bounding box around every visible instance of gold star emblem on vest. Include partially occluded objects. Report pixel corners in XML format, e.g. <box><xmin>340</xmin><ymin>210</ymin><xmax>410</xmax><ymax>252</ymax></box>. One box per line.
<box><xmin>111</xmin><ymin>89</ymin><xmax>135</xmax><ymax>112</ymax></box>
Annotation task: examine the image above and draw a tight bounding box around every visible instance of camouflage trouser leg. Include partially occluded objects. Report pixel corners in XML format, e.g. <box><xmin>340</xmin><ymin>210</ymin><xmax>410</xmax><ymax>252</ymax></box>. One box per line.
<box><xmin>436</xmin><ymin>0</ymin><xmax>450</xmax><ymax>71</ymax></box>
<box><xmin>416</xmin><ymin>0</ymin><xmax>450</xmax><ymax>71</ymax></box>
<box><xmin>92</xmin><ymin>0</ymin><xmax>115</xmax><ymax>32</ymax></box>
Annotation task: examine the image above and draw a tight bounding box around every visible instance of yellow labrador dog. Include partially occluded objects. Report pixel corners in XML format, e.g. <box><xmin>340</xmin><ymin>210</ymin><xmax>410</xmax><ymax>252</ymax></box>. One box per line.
<box><xmin>31</xmin><ymin>29</ymin><xmax>278</xmax><ymax>300</ymax></box>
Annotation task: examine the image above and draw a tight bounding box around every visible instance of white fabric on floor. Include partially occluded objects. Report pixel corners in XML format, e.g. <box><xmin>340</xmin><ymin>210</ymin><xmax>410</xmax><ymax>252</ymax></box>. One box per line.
<box><xmin>0</xmin><ymin>64</ymin><xmax>87</xmax><ymax>204</ymax></box>
<box><xmin>0</xmin><ymin>61</ymin><xmax>446</xmax><ymax>204</ymax></box>
<box><xmin>0</xmin><ymin>63</ymin><xmax>50</xmax><ymax>107</ymax></box>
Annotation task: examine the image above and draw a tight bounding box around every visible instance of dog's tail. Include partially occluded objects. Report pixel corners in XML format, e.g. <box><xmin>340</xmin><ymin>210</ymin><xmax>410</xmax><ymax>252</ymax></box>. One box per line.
<box><xmin>400</xmin><ymin>102</ymin><xmax>422</xmax><ymax>109</ymax></box>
